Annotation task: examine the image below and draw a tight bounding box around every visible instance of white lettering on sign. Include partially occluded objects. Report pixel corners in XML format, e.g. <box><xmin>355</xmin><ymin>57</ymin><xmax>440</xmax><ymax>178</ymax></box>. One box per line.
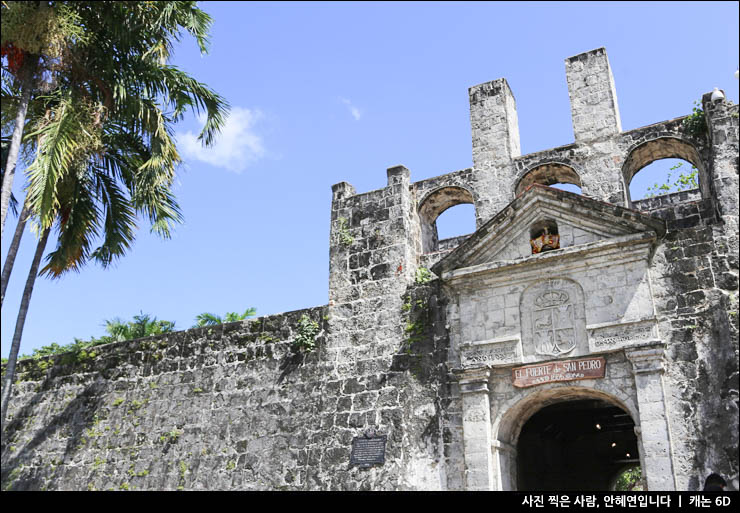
<box><xmin>512</xmin><ymin>357</ymin><xmax>606</xmax><ymax>388</ymax></box>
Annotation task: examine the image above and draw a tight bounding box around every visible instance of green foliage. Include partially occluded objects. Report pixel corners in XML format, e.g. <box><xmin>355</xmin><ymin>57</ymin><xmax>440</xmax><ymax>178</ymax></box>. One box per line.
<box><xmin>3</xmin><ymin>1</ymin><xmax>229</xmax><ymax>278</ymax></box>
<box><xmin>258</xmin><ymin>333</ymin><xmax>276</xmax><ymax>343</ymax></box>
<box><xmin>336</xmin><ymin>217</ymin><xmax>354</xmax><ymax>247</ymax></box>
<box><xmin>644</xmin><ymin>162</ymin><xmax>698</xmax><ymax>198</ymax></box>
<box><xmin>102</xmin><ymin>312</ymin><xmax>176</xmax><ymax>342</ymax></box>
<box><xmin>292</xmin><ymin>314</ymin><xmax>320</xmax><ymax>353</ymax></box>
<box><xmin>8</xmin><ymin>311</ymin><xmax>176</xmax><ymax>371</ymax></box>
<box><xmin>614</xmin><ymin>466</ymin><xmax>644</xmax><ymax>491</ymax></box>
<box><xmin>178</xmin><ymin>460</ymin><xmax>188</xmax><ymax>487</ymax></box>
<box><xmin>404</xmin><ymin>320</ymin><xmax>426</xmax><ymax>347</ymax></box>
<box><xmin>160</xmin><ymin>429</ymin><xmax>183</xmax><ymax>444</ymax></box>
<box><xmin>682</xmin><ymin>101</ymin><xmax>708</xmax><ymax>139</ymax></box>
<box><xmin>193</xmin><ymin>307</ymin><xmax>256</xmax><ymax>328</ymax></box>
<box><xmin>415</xmin><ymin>267</ymin><xmax>433</xmax><ymax>284</ymax></box>
<box><xmin>1</xmin><ymin>2</ymin><xmax>89</xmax><ymax>60</ymax></box>
<box><xmin>401</xmin><ymin>292</ymin><xmax>430</xmax><ymax>353</ymax></box>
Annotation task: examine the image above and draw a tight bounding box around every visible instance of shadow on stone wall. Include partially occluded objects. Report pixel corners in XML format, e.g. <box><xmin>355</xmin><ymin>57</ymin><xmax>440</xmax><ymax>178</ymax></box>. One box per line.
<box><xmin>2</xmin><ymin>380</ymin><xmax>104</xmax><ymax>490</ymax></box>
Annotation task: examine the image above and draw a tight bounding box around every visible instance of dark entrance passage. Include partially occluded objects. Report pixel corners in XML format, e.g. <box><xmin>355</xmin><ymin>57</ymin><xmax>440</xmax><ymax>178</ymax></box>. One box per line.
<box><xmin>517</xmin><ymin>399</ymin><xmax>639</xmax><ymax>491</ymax></box>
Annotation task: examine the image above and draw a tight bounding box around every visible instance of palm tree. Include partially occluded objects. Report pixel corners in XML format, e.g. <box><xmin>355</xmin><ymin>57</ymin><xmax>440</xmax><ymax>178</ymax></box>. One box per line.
<box><xmin>1</xmin><ymin>1</ymin><xmax>229</xmax><ymax>425</ymax></box>
<box><xmin>2</xmin><ymin>1</ymin><xmax>227</xmax><ymax>286</ymax></box>
<box><xmin>0</xmin><ymin>47</ymin><xmax>38</xmax><ymax>236</ymax></box>
<box><xmin>0</xmin><ymin>201</ymin><xmax>30</xmax><ymax>308</ymax></box>
<box><xmin>0</xmin><ymin>137</ymin><xmax>27</xmax><ymax>308</ymax></box>
<box><xmin>194</xmin><ymin>308</ymin><xmax>258</xmax><ymax>327</ymax></box>
<box><xmin>0</xmin><ymin>1</ymin><xmax>82</xmax><ymax>235</ymax></box>
<box><xmin>5</xmin><ymin>311</ymin><xmax>177</xmax><ymax>364</ymax></box>
<box><xmin>103</xmin><ymin>312</ymin><xmax>176</xmax><ymax>342</ymax></box>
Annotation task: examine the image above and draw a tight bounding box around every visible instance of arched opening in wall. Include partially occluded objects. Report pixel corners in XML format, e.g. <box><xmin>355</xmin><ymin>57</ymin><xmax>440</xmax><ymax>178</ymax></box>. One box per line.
<box><xmin>623</xmin><ymin>137</ymin><xmax>706</xmax><ymax>207</ymax></box>
<box><xmin>435</xmin><ymin>204</ymin><xmax>476</xmax><ymax>250</ymax></box>
<box><xmin>516</xmin><ymin>399</ymin><xmax>639</xmax><ymax>491</ymax></box>
<box><xmin>418</xmin><ymin>186</ymin><xmax>475</xmax><ymax>253</ymax></box>
<box><xmin>628</xmin><ymin>158</ymin><xmax>699</xmax><ymax>202</ymax></box>
<box><xmin>516</xmin><ymin>163</ymin><xmax>582</xmax><ymax>197</ymax></box>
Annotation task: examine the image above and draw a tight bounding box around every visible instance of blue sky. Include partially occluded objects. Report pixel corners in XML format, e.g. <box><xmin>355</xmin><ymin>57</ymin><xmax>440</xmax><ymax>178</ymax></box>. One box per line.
<box><xmin>2</xmin><ymin>1</ymin><xmax>738</xmax><ymax>358</ymax></box>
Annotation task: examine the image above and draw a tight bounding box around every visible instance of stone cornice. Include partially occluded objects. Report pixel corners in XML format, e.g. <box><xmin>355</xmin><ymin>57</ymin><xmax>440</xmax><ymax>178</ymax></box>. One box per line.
<box><xmin>625</xmin><ymin>343</ymin><xmax>667</xmax><ymax>374</ymax></box>
<box><xmin>442</xmin><ymin>230</ymin><xmax>656</xmax><ymax>285</ymax></box>
<box><xmin>451</xmin><ymin>367</ymin><xmax>492</xmax><ymax>394</ymax></box>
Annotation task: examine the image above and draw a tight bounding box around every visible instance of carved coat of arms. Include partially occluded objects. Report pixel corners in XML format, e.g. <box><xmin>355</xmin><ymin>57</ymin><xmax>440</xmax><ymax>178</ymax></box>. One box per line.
<box><xmin>532</xmin><ymin>286</ymin><xmax>576</xmax><ymax>356</ymax></box>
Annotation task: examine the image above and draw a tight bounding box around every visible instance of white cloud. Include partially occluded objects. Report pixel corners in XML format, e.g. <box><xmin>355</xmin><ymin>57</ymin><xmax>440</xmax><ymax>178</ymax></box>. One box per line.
<box><xmin>177</xmin><ymin>107</ymin><xmax>266</xmax><ymax>173</ymax></box>
<box><xmin>339</xmin><ymin>97</ymin><xmax>362</xmax><ymax>121</ymax></box>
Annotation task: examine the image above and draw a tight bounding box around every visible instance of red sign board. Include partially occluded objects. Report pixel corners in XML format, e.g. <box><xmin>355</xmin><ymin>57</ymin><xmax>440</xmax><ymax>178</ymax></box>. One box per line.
<box><xmin>512</xmin><ymin>357</ymin><xmax>606</xmax><ymax>388</ymax></box>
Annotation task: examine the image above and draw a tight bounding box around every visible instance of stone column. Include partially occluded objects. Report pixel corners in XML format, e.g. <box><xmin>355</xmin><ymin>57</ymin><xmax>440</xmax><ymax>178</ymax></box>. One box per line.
<box><xmin>625</xmin><ymin>345</ymin><xmax>677</xmax><ymax>491</ymax></box>
<box><xmin>468</xmin><ymin>78</ymin><xmax>521</xmax><ymax>222</ymax></box>
<box><xmin>458</xmin><ymin>368</ymin><xmax>494</xmax><ymax>490</ymax></box>
<box><xmin>565</xmin><ymin>47</ymin><xmax>622</xmax><ymax>142</ymax></box>
<box><xmin>702</xmin><ymin>90</ymin><xmax>739</xmax><ymax>221</ymax></box>
<box><xmin>492</xmin><ymin>439</ymin><xmax>516</xmax><ymax>491</ymax></box>
<box><xmin>564</xmin><ymin>48</ymin><xmax>626</xmax><ymax>205</ymax></box>
<box><xmin>469</xmin><ymin>78</ymin><xmax>521</xmax><ymax>170</ymax></box>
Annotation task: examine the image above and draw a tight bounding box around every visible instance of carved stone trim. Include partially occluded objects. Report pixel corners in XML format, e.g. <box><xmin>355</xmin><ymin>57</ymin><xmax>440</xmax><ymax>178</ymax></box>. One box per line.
<box><xmin>625</xmin><ymin>345</ymin><xmax>666</xmax><ymax>374</ymax></box>
<box><xmin>624</xmin><ymin>342</ymin><xmax>676</xmax><ymax>490</ymax></box>
<box><xmin>458</xmin><ymin>366</ymin><xmax>494</xmax><ymax>491</ymax></box>
<box><xmin>460</xmin><ymin>338</ymin><xmax>521</xmax><ymax>368</ymax></box>
<box><xmin>588</xmin><ymin>318</ymin><xmax>659</xmax><ymax>353</ymax></box>
<box><xmin>520</xmin><ymin>277</ymin><xmax>588</xmax><ymax>361</ymax></box>
<box><xmin>457</xmin><ymin>368</ymin><xmax>492</xmax><ymax>394</ymax></box>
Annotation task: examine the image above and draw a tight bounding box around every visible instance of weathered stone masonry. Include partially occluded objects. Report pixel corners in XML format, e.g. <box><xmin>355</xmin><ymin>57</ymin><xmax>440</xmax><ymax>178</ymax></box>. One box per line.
<box><xmin>2</xmin><ymin>47</ymin><xmax>737</xmax><ymax>491</ymax></box>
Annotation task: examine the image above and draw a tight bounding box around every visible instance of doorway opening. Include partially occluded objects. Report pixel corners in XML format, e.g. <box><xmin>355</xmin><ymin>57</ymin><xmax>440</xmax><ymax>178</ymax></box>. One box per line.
<box><xmin>516</xmin><ymin>399</ymin><xmax>639</xmax><ymax>491</ymax></box>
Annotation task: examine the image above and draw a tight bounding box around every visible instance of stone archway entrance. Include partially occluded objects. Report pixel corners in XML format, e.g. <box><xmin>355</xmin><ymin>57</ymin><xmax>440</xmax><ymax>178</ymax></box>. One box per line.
<box><xmin>516</xmin><ymin>399</ymin><xmax>639</xmax><ymax>491</ymax></box>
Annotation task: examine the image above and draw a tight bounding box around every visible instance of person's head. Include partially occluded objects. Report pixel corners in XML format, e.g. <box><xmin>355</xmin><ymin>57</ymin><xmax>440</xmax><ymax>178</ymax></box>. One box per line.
<box><xmin>703</xmin><ymin>473</ymin><xmax>726</xmax><ymax>490</ymax></box>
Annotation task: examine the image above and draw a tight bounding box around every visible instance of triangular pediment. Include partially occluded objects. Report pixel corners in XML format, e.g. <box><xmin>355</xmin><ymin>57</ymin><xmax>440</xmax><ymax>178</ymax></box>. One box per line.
<box><xmin>431</xmin><ymin>185</ymin><xmax>665</xmax><ymax>277</ymax></box>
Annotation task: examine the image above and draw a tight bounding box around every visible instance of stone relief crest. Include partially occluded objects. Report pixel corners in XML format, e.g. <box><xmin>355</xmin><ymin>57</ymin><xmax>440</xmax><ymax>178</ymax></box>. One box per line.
<box><xmin>532</xmin><ymin>286</ymin><xmax>576</xmax><ymax>356</ymax></box>
<box><xmin>520</xmin><ymin>277</ymin><xmax>586</xmax><ymax>361</ymax></box>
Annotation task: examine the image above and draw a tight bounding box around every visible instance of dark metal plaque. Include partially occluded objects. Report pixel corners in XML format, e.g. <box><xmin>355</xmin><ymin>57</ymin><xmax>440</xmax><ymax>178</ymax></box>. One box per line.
<box><xmin>349</xmin><ymin>434</ymin><xmax>387</xmax><ymax>468</ymax></box>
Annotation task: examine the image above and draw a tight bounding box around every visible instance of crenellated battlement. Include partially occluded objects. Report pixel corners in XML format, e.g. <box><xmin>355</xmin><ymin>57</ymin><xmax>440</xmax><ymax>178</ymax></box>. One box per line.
<box><xmin>330</xmin><ymin>48</ymin><xmax>737</xmax><ymax>259</ymax></box>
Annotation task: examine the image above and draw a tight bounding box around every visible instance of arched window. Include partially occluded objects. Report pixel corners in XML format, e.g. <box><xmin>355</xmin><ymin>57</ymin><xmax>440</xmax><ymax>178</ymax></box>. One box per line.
<box><xmin>628</xmin><ymin>158</ymin><xmax>698</xmax><ymax>201</ymax></box>
<box><xmin>622</xmin><ymin>138</ymin><xmax>704</xmax><ymax>207</ymax></box>
<box><xmin>516</xmin><ymin>163</ymin><xmax>582</xmax><ymax>197</ymax></box>
<box><xmin>435</xmin><ymin>203</ymin><xmax>476</xmax><ymax>251</ymax></box>
<box><xmin>418</xmin><ymin>186</ymin><xmax>475</xmax><ymax>253</ymax></box>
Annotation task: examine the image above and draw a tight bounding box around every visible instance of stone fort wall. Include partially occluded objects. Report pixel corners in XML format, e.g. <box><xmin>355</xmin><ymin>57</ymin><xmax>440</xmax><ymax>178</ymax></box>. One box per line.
<box><xmin>1</xmin><ymin>48</ymin><xmax>737</xmax><ymax>491</ymax></box>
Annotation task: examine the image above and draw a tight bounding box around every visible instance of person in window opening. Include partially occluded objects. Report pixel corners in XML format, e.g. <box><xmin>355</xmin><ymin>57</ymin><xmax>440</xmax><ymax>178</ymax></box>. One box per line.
<box><xmin>541</xmin><ymin>243</ymin><xmax>556</xmax><ymax>252</ymax></box>
<box><xmin>531</xmin><ymin>226</ymin><xmax>560</xmax><ymax>254</ymax></box>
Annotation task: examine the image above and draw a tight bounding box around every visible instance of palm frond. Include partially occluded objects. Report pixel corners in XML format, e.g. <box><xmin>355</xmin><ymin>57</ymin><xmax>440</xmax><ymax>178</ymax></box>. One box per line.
<box><xmin>24</xmin><ymin>94</ymin><xmax>84</xmax><ymax>230</ymax></box>
<box><xmin>194</xmin><ymin>312</ymin><xmax>222</xmax><ymax>327</ymax></box>
<box><xmin>104</xmin><ymin>317</ymin><xmax>130</xmax><ymax>342</ymax></box>
<box><xmin>39</xmin><ymin>170</ymin><xmax>102</xmax><ymax>278</ymax></box>
<box><xmin>89</xmin><ymin>170</ymin><xmax>137</xmax><ymax>268</ymax></box>
<box><xmin>13</xmin><ymin>1</ymin><xmax>228</xmax><ymax>279</ymax></box>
